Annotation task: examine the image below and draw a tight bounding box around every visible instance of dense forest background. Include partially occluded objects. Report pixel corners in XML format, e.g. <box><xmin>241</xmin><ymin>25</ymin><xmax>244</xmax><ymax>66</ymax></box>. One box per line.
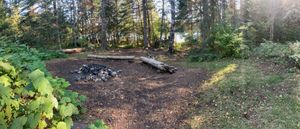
<box><xmin>0</xmin><ymin>0</ymin><xmax>299</xmax><ymax>53</ymax></box>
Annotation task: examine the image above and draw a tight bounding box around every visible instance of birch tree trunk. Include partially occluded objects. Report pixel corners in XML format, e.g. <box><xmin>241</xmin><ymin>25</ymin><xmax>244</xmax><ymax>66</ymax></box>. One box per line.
<box><xmin>100</xmin><ymin>0</ymin><xmax>108</xmax><ymax>49</ymax></box>
<box><xmin>168</xmin><ymin>0</ymin><xmax>175</xmax><ymax>54</ymax></box>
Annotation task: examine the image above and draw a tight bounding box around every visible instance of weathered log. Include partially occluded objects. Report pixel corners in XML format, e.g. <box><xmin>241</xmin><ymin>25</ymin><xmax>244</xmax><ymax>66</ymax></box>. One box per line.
<box><xmin>88</xmin><ymin>55</ymin><xmax>136</xmax><ymax>60</ymax></box>
<box><xmin>62</xmin><ymin>48</ymin><xmax>85</xmax><ymax>54</ymax></box>
<box><xmin>140</xmin><ymin>56</ymin><xmax>177</xmax><ymax>73</ymax></box>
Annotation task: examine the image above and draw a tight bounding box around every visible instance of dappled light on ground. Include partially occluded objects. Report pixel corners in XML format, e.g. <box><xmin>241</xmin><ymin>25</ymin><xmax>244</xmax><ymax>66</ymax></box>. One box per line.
<box><xmin>186</xmin><ymin>115</ymin><xmax>206</xmax><ymax>128</ymax></box>
<box><xmin>200</xmin><ymin>64</ymin><xmax>237</xmax><ymax>91</ymax></box>
<box><xmin>180</xmin><ymin>58</ymin><xmax>300</xmax><ymax>128</ymax></box>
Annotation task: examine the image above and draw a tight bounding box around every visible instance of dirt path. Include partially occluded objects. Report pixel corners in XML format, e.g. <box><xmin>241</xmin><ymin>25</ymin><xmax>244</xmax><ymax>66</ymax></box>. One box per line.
<box><xmin>46</xmin><ymin>56</ymin><xmax>209</xmax><ymax>129</ymax></box>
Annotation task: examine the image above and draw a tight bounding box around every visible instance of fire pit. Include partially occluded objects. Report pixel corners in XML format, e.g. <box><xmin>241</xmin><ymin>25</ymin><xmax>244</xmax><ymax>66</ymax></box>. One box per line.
<box><xmin>71</xmin><ymin>64</ymin><xmax>121</xmax><ymax>82</ymax></box>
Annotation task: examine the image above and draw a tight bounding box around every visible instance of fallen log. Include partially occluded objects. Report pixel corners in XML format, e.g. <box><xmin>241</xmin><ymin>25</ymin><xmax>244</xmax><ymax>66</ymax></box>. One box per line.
<box><xmin>140</xmin><ymin>56</ymin><xmax>177</xmax><ymax>74</ymax></box>
<box><xmin>88</xmin><ymin>55</ymin><xmax>136</xmax><ymax>60</ymax></box>
<box><xmin>62</xmin><ymin>48</ymin><xmax>85</xmax><ymax>54</ymax></box>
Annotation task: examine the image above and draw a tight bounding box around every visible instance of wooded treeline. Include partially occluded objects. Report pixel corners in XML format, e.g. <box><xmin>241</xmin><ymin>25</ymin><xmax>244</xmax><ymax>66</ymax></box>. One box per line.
<box><xmin>0</xmin><ymin>0</ymin><xmax>299</xmax><ymax>52</ymax></box>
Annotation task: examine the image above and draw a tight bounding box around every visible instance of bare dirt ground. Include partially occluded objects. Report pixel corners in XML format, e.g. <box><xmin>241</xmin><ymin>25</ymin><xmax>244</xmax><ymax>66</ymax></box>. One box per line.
<box><xmin>46</xmin><ymin>50</ymin><xmax>209</xmax><ymax>129</ymax></box>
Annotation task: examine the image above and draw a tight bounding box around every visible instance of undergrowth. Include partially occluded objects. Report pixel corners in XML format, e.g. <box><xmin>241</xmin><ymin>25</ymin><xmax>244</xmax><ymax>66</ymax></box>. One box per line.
<box><xmin>184</xmin><ymin>59</ymin><xmax>300</xmax><ymax>128</ymax></box>
<box><xmin>0</xmin><ymin>37</ymin><xmax>87</xmax><ymax>129</ymax></box>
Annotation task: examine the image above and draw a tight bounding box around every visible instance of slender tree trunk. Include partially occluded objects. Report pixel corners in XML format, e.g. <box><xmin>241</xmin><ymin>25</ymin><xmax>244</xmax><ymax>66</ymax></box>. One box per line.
<box><xmin>150</xmin><ymin>10</ymin><xmax>155</xmax><ymax>44</ymax></box>
<box><xmin>270</xmin><ymin>19</ymin><xmax>274</xmax><ymax>41</ymax></box>
<box><xmin>168</xmin><ymin>0</ymin><xmax>175</xmax><ymax>54</ymax></box>
<box><xmin>53</xmin><ymin>0</ymin><xmax>61</xmax><ymax>49</ymax></box>
<box><xmin>147</xmin><ymin>7</ymin><xmax>151</xmax><ymax>45</ymax></box>
<box><xmin>71</xmin><ymin>0</ymin><xmax>77</xmax><ymax>47</ymax></box>
<box><xmin>158</xmin><ymin>0</ymin><xmax>165</xmax><ymax>48</ymax></box>
<box><xmin>142</xmin><ymin>0</ymin><xmax>148</xmax><ymax>48</ymax></box>
<box><xmin>229</xmin><ymin>0</ymin><xmax>237</xmax><ymax>28</ymax></box>
<box><xmin>201</xmin><ymin>0</ymin><xmax>209</xmax><ymax>49</ymax></box>
<box><xmin>130</xmin><ymin>0</ymin><xmax>137</xmax><ymax>46</ymax></box>
<box><xmin>269</xmin><ymin>0</ymin><xmax>277</xmax><ymax>41</ymax></box>
<box><xmin>100</xmin><ymin>0</ymin><xmax>108</xmax><ymax>49</ymax></box>
<box><xmin>137</xmin><ymin>0</ymin><xmax>143</xmax><ymax>46</ymax></box>
<box><xmin>221</xmin><ymin>0</ymin><xmax>227</xmax><ymax>23</ymax></box>
<box><xmin>115</xmin><ymin>0</ymin><xmax>119</xmax><ymax>47</ymax></box>
<box><xmin>210</xmin><ymin>0</ymin><xmax>217</xmax><ymax>25</ymax></box>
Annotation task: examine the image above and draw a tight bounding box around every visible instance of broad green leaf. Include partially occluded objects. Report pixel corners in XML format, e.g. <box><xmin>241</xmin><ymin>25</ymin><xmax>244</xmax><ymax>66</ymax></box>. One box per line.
<box><xmin>50</xmin><ymin>95</ymin><xmax>58</xmax><ymax>109</ymax></box>
<box><xmin>0</xmin><ymin>75</ymin><xmax>12</xmax><ymax>87</ymax></box>
<box><xmin>9</xmin><ymin>116</ymin><xmax>27</xmax><ymax>129</ymax></box>
<box><xmin>59</xmin><ymin>105</ymin><xmax>72</xmax><ymax>118</ymax></box>
<box><xmin>0</xmin><ymin>118</ymin><xmax>7</xmax><ymax>129</ymax></box>
<box><xmin>64</xmin><ymin>117</ymin><xmax>73</xmax><ymax>129</ymax></box>
<box><xmin>0</xmin><ymin>112</ymin><xmax>5</xmax><ymax>120</ymax></box>
<box><xmin>5</xmin><ymin>106</ymin><xmax>12</xmax><ymax>121</ymax></box>
<box><xmin>56</xmin><ymin>122</ymin><xmax>67</xmax><ymax>129</ymax></box>
<box><xmin>70</xmin><ymin>104</ymin><xmax>79</xmax><ymax>115</ymax></box>
<box><xmin>0</xmin><ymin>85</ymin><xmax>11</xmax><ymax>96</ymax></box>
<box><xmin>25</xmin><ymin>113</ymin><xmax>40</xmax><ymax>129</ymax></box>
<box><xmin>0</xmin><ymin>124</ymin><xmax>7</xmax><ymax>129</ymax></box>
<box><xmin>32</xmin><ymin>78</ymin><xmax>53</xmax><ymax>95</ymax></box>
<box><xmin>42</xmin><ymin>100</ymin><xmax>54</xmax><ymax>119</ymax></box>
<box><xmin>29</xmin><ymin>70</ymin><xmax>53</xmax><ymax>95</ymax></box>
<box><xmin>28</xmin><ymin>100</ymin><xmax>40</xmax><ymax>111</ymax></box>
<box><xmin>38</xmin><ymin>120</ymin><xmax>47</xmax><ymax>129</ymax></box>
<box><xmin>14</xmin><ymin>79</ymin><xmax>27</xmax><ymax>87</ymax></box>
<box><xmin>60</xmin><ymin>97</ymin><xmax>71</xmax><ymax>104</ymax></box>
<box><xmin>0</xmin><ymin>62</ymin><xmax>16</xmax><ymax>76</ymax></box>
<box><xmin>28</xmin><ymin>70</ymin><xmax>44</xmax><ymax>81</ymax></box>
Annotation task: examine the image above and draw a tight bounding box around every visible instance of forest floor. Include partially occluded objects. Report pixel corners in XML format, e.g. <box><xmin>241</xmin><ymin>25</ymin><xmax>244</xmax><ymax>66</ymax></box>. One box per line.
<box><xmin>46</xmin><ymin>49</ymin><xmax>300</xmax><ymax>129</ymax></box>
<box><xmin>46</xmin><ymin>49</ymin><xmax>209</xmax><ymax>129</ymax></box>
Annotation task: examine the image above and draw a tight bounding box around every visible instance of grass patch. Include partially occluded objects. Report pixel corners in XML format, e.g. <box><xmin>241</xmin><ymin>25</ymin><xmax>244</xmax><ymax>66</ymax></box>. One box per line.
<box><xmin>184</xmin><ymin>59</ymin><xmax>300</xmax><ymax>128</ymax></box>
<box><xmin>182</xmin><ymin>58</ymin><xmax>239</xmax><ymax>72</ymax></box>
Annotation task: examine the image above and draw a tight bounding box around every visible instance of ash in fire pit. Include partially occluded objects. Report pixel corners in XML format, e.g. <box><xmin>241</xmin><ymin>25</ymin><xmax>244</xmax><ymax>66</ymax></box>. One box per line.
<box><xmin>71</xmin><ymin>64</ymin><xmax>121</xmax><ymax>82</ymax></box>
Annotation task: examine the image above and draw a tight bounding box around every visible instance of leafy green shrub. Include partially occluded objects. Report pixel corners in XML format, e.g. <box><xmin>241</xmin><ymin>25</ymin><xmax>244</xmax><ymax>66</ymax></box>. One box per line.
<box><xmin>0</xmin><ymin>62</ymin><xmax>85</xmax><ymax>129</ymax></box>
<box><xmin>209</xmin><ymin>24</ymin><xmax>249</xmax><ymax>58</ymax></box>
<box><xmin>288</xmin><ymin>41</ymin><xmax>300</xmax><ymax>55</ymax></box>
<box><xmin>187</xmin><ymin>24</ymin><xmax>249</xmax><ymax>62</ymax></box>
<box><xmin>185</xmin><ymin>35</ymin><xmax>199</xmax><ymax>45</ymax></box>
<box><xmin>118</xmin><ymin>44</ymin><xmax>135</xmax><ymax>49</ymax></box>
<box><xmin>288</xmin><ymin>41</ymin><xmax>300</xmax><ymax>67</ymax></box>
<box><xmin>253</xmin><ymin>40</ymin><xmax>290</xmax><ymax>58</ymax></box>
<box><xmin>0</xmin><ymin>37</ymin><xmax>85</xmax><ymax>129</ymax></box>
<box><xmin>87</xmin><ymin>120</ymin><xmax>109</xmax><ymax>129</ymax></box>
<box><xmin>187</xmin><ymin>49</ymin><xmax>221</xmax><ymax>62</ymax></box>
<box><xmin>0</xmin><ymin>37</ymin><xmax>67</xmax><ymax>72</ymax></box>
<box><xmin>174</xmin><ymin>43</ymin><xmax>185</xmax><ymax>51</ymax></box>
<box><xmin>38</xmin><ymin>49</ymin><xmax>67</xmax><ymax>60</ymax></box>
<box><xmin>0</xmin><ymin>37</ymin><xmax>66</xmax><ymax>61</ymax></box>
<box><xmin>253</xmin><ymin>40</ymin><xmax>300</xmax><ymax>66</ymax></box>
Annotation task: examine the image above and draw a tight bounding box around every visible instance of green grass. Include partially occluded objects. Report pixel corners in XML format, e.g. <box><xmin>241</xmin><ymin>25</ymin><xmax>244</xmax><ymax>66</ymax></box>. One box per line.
<box><xmin>182</xmin><ymin>58</ymin><xmax>240</xmax><ymax>72</ymax></box>
<box><xmin>183</xmin><ymin>59</ymin><xmax>300</xmax><ymax>129</ymax></box>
